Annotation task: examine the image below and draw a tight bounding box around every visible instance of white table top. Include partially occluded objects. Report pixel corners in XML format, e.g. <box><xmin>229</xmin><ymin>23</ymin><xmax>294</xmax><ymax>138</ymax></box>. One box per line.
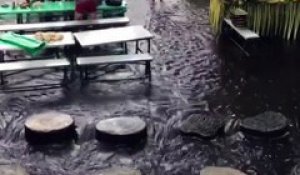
<box><xmin>0</xmin><ymin>32</ymin><xmax>75</xmax><ymax>51</ymax></box>
<box><xmin>74</xmin><ymin>25</ymin><xmax>154</xmax><ymax>47</ymax></box>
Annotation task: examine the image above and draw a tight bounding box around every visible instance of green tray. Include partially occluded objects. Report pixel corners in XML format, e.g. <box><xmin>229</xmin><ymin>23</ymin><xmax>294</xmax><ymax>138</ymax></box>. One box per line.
<box><xmin>0</xmin><ymin>32</ymin><xmax>45</xmax><ymax>55</ymax></box>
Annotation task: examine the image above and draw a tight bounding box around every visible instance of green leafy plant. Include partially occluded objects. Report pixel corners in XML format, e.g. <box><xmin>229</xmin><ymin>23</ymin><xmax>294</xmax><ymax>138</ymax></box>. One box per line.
<box><xmin>210</xmin><ymin>0</ymin><xmax>300</xmax><ymax>40</ymax></box>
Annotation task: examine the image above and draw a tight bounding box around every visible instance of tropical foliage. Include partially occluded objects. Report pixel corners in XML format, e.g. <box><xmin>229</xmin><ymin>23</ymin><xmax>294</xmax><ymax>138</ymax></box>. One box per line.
<box><xmin>209</xmin><ymin>0</ymin><xmax>225</xmax><ymax>33</ymax></box>
<box><xmin>209</xmin><ymin>0</ymin><xmax>300</xmax><ymax>40</ymax></box>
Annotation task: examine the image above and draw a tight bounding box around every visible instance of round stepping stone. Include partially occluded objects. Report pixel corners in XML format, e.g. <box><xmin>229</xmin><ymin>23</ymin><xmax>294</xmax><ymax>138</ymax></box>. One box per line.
<box><xmin>25</xmin><ymin>111</ymin><xmax>75</xmax><ymax>144</ymax></box>
<box><xmin>0</xmin><ymin>164</ymin><xmax>29</xmax><ymax>175</ymax></box>
<box><xmin>95</xmin><ymin>117</ymin><xmax>147</xmax><ymax>144</ymax></box>
<box><xmin>179</xmin><ymin>113</ymin><xmax>224</xmax><ymax>139</ymax></box>
<box><xmin>99</xmin><ymin>167</ymin><xmax>141</xmax><ymax>175</ymax></box>
<box><xmin>291</xmin><ymin>163</ymin><xmax>300</xmax><ymax>175</ymax></box>
<box><xmin>200</xmin><ymin>166</ymin><xmax>247</xmax><ymax>175</ymax></box>
<box><xmin>241</xmin><ymin>111</ymin><xmax>288</xmax><ymax>137</ymax></box>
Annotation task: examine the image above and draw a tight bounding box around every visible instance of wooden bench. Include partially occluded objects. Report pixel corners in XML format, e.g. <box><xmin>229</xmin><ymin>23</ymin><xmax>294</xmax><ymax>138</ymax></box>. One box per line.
<box><xmin>0</xmin><ymin>58</ymin><xmax>70</xmax><ymax>86</ymax></box>
<box><xmin>224</xmin><ymin>18</ymin><xmax>259</xmax><ymax>40</ymax></box>
<box><xmin>76</xmin><ymin>54</ymin><xmax>153</xmax><ymax>81</ymax></box>
<box><xmin>223</xmin><ymin>18</ymin><xmax>259</xmax><ymax>56</ymax></box>
<box><xmin>0</xmin><ymin>17</ymin><xmax>130</xmax><ymax>33</ymax></box>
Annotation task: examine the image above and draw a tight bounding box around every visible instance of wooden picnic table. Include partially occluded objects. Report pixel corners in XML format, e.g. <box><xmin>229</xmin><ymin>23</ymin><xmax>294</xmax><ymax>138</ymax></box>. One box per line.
<box><xmin>74</xmin><ymin>25</ymin><xmax>154</xmax><ymax>81</ymax></box>
<box><xmin>0</xmin><ymin>32</ymin><xmax>75</xmax><ymax>87</ymax></box>
<box><xmin>0</xmin><ymin>26</ymin><xmax>155</xmax><ymax>87</ymax></box>
<box><xmin>0</xmin><ymin>32</ymin><xmax>75</xmax><ymax>51</ymax></box>
<box><xmin>0</xmin><ymin>32</ymin><xmax>75</xmax><ymax>67</ymax></box>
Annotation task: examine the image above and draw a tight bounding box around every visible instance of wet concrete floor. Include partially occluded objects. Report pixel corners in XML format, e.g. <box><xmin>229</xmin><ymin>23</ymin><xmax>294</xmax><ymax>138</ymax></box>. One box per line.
<box><xmin>0</xmin><ymin>0</ymin><xmax>300</xmax><ymax>174</ymax></box>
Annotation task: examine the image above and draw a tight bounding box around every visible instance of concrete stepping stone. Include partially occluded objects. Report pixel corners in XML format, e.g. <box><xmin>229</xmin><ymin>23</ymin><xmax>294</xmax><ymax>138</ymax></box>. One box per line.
<box><xmin>241</xmin><ymin>111</ymin><xmax>288</xmax><ymax>136</ymax></box>
<box><xmin>200</xmin><ymin>166</ymin><xmax>247</xmax><ymax>175</ymax></box>
<box><xmin>291</xmin><ymin>163</ymin><xmax>300</xmax><ymax>175</ymax></box>
<box><xmin>0</xmin><ymin>164</ymin><xmax>29</xmax><ymax>175</ymax></box>
<box><xmin>179</xmin><ymin>113</ymin><xmax>224</xmax><ymax>139</ymax></box>
<box><xmin>96</xmin><ymin>117</ymin><xmax>147</xmax><ymax>144</ymax></box>
<box><xmin>99</xmin><ymin>167</ymin><xmax>141</xmax><ymax>175</ymax></box>
<box><xmin>25</xmin><ymin>111</ymin><xmax>75</xmax><ymax>144</ymax></box>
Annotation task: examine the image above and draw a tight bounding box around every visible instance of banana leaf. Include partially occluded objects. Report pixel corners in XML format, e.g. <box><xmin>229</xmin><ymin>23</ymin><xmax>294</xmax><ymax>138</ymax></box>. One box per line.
<box><xmin>210</xmin><ymin>0</ymin><xmax>300</xmax><ymax>40</ymax></box>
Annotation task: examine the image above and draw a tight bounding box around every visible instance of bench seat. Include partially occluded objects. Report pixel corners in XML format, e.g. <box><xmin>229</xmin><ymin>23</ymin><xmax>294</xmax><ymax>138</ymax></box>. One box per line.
<box><xmin>76</xmin><ymin>54</ymin><xmax>153</xmax><ymax>81</ymax></box>
<box><xmin>0</xmin><ymin>17</ymin><xmax>130</xmax><ymax>32</ymax></box>
<box><xmin>0</xmin><ymin>58</ymin><xmax>70</xmax><ymax>85</ymax></box>
<box><xmin>224</xmin><ymin>18</ymin><xmax>259</xmax><ymax>40</ymax></box>
<box><xmin>76</xmin><ymin>54</ymin><xmax>153</xmax><ymax>66</ymax></box>
<box><xmin>0</xmin><ymin>59</ymin><xmax>70</xmax><ymax>72</ymax></box>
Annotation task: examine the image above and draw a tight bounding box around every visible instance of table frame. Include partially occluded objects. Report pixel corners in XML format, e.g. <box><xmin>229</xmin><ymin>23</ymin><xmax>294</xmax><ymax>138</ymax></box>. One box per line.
<box><xmin>74</xmin><ymin>26</ymin><xmax>153</xmax><ymax>80</ymax></box>
<box><xmin>0</xmin><ymin>26</ymin><xmax>154</xmax><ymax>89</ymax></box>
<box><xmin>222</xmin><ymin>18</ymin><xmax>260</xmax><ymax>57</ymax></box>
<box><xmin>0</xmin><ymin>1</ymin><xmax>127</xmax><ymax>23</ymax></box>
<box><xmin>0</xmin><ymin>33</ymin><xmax>75</xmax><ymax>88</ymax></box>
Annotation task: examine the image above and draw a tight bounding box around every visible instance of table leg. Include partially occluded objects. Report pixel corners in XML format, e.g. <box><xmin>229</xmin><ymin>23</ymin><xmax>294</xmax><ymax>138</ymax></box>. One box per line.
<box><xmin>79</xmin><ymin>67</ymin><xmax>83</xmax><ymax>81</ymax></box>
<box><xmin>147</xmin><ymin>39</ymin><xmax>151</xmax><ymax>53</ymax></box>
<box><xmin>62</xmin><ymin>67</ymin><xmax>68</xmax><ymax>84</ymax></box>
<box><xmin>147</xmin><ymin>39</ymin><xmax>151</xmax><ymax>80</ymax></box>
<box><xmin>64</xmin><ymin>46</ymin><xmax>75</xmax><ymax>82</ymax></box>
<box><xmin>0</xmin><ymin>73</ymin><xmax>4</xmax><ymax>85</ymax></box>
<box><xmin>124</xmin><ymin>42</ymin><xmax>128</xmax><ymax>54</ymax></box>
<box><xmin>26</xmin><ymin>14</ymin><xmax>30</xmax><ymax>23</ymax></box>
<box><xmin>145</xmin><ymin>61</ymin><xmax>151</xmax><ymax>81</ymax></box>
<box><xmin>17</xmin><ymin>14</ymin><xmax>23</xmax><ymax>24</ymax></box>
<box><xmin>69</xmin><ymin>12</ymin><xmax>74</xmax><ymax>20</ymax></box>
<box><xmin>0</xmin><ymin>51</ymin><xmax>5</xmax><ymax>85</ymax></box>
<box><xmin>135</xmin><ymin>40</ymin><xmax>139</xmax><ymax>54</ymax></box>
<box><xmin>84</xmin><ymin>67</ymin><xmax>88</xmax><ymax>80</ymax></box>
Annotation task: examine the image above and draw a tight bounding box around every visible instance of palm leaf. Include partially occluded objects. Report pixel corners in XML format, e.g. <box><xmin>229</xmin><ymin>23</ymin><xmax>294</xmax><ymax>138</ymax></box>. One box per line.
<box><xmin>293</xmin><ymin>3</ymin><xmax>300</xmax><ymax>40</ymax></box>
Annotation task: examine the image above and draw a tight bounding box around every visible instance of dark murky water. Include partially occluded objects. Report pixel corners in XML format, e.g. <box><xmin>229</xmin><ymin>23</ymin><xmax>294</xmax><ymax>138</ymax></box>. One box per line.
<box><xmin>1</xmin><ymin>0</ymin><xmax>300</xmax><ymax>174</ymax></box>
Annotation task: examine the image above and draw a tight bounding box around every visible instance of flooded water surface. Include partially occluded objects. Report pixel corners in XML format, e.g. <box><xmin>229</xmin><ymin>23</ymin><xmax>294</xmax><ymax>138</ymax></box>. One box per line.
<box><xmin>0</xmin><ymin>0</ymin><xmax>300</xmax><ymax>174</ymax></box>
